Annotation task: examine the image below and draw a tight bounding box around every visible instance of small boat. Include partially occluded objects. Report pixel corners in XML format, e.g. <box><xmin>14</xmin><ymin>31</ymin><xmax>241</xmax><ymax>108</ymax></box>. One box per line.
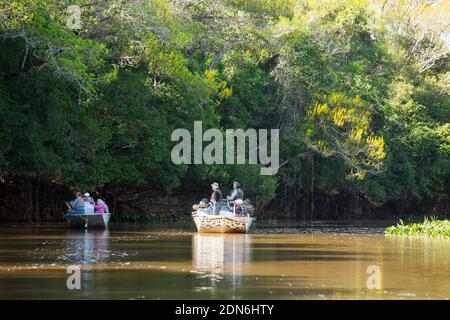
<box><xmin>192</xmin><ymin>199</ymin><xmax>255</xmax><ymax>233</ymax></box>
<box><xmin>64</xmin><ymin>213</ymin><xmax>111</xmax><ymax>229</ymax></box>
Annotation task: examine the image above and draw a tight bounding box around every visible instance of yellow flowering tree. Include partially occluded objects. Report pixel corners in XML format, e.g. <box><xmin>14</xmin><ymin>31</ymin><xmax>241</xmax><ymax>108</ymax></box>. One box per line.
<box><xmin>306</xmin><ymin>93</ymin><xmax>386</xmax><ymax>179</ymax></box>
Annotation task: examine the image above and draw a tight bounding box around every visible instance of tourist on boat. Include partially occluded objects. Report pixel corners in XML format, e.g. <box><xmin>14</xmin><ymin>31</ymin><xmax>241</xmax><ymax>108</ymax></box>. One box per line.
<box><xmin>210</xmin><ymin>182</ymin><xmax>222</xmax><ymax>214</ymax></box>
<box><xmin>67</xmin><ymin>192</ymin><xmax>84</xmax><ymax>214</ymax></box>
<box><xmin>84</xmin><ymin>192</ymin><xmax>94</xmax><ymax>204</ymax></box>
<box><xmin>94</xmin><ymin>199</ymin><xmax>107</xmax><ymax>214</ymax></box>
<box><xmin>83</xmin><ymin>192</ymin><xmax>95</xmax><ymax>214</ymax></box>
<box><xmin>227</xmin><ymin>181</ymin><xmax>244</xmax><ymax>201</ymax></box>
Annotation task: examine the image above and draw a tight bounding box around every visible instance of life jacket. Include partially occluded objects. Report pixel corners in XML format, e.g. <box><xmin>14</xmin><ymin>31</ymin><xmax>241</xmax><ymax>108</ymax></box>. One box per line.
<box><xmin>236</xmin><ymin>188</ymin><xmax>244</xmax><ymax>200</ymax></box>
<box><xmin>211</xmin><ymin>189</ymin><xmax>223</xmax><ymax>202</ymax></box>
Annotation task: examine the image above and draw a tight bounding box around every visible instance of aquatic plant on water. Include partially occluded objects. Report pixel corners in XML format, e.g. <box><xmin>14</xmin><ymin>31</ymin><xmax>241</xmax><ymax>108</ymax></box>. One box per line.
<box><xmin>386</xmin><ymin>217</ymin><xmax>450</xmax><ymax>238</ymax></box>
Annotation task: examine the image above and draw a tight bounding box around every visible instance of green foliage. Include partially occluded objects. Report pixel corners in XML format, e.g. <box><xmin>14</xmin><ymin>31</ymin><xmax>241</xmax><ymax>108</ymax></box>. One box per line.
<box><xmin>386</xmin><ymin>218</ymin><xmax>450</xmax><ymax>238</ymax></box>
<box><xmin>0</xmin><ymin>0</ymin><xmax>448</xmax><ymax>219</ymax></box>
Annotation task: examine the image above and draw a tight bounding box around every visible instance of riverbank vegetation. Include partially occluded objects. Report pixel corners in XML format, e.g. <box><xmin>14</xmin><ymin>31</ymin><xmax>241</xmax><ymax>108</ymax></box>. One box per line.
<box><xmin>0</xmin><ymin>0</ymin><xmax>449</xmax><ymax>221</ymax></box>
<box><xmin>386</xmin><ymin>218</ymin><xmax>450</xmax><ymax>237</ymax></box>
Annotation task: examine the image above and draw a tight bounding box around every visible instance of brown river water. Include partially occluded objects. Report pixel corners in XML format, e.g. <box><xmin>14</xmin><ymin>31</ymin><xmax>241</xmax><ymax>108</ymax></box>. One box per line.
<box><xmin>0</xmin><ymin>221</ymin><xmax>448</xmax><ymax>299</ymax></box>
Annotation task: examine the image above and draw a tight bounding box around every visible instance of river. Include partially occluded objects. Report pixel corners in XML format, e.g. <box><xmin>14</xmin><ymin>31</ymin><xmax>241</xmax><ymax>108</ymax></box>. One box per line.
<box><xmin>0</xmin><ymin>222</ymin><xmax>448</xmax><ymax>299</ymax></box>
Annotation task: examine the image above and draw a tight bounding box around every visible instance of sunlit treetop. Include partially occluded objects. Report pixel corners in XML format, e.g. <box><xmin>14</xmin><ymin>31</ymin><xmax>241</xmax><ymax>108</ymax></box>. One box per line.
<box><xmin>307</xmin><ymin>93</ymin><xmax>386</xmax><ymax>180</ymax></box>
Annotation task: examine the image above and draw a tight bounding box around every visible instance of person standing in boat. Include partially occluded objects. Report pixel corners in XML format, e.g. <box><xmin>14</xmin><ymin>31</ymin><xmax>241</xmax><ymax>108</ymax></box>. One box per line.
<box><xmin>227</xmin><ymin>181</ymin><xmax>244</xmax><ymax>214</ymax></box>
<box><xmin>83</xmin><ymin>192</ymin><xmax>95</xmax><ymax>214</ymax></box>
<box><xmin>210</xmin><ymin>182</ymin><xmax>222</xmax><ymax>215</ymax></box>
<box><xmin>84</xmin><ymin>192</ymin><xmax>94</xmax><ymax>204</ymax></box>
<box><xmin>67</xmin><ymin>192</ymin><xmax>84</xmax><ymax>214</ymax></box>
<box><xmin>227</xmin><ymin>181</ymin><xmax>244</xmax><ymax>201</ymax></box>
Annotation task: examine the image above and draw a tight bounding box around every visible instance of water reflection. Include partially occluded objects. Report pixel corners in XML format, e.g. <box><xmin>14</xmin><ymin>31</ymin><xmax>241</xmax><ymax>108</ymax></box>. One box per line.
<box><xmin>383</xmin><ymin>235</ymin><xmax>450</xmax><ymax>298</ymax></box>
<box><xmin>386</xmin><ymin>235</ymin><xmax>450</xmax><ymax>266</ymax></box>
<box><xmin>63</xmin><ymin>229</ymin><xmax>110</xmax><ymax>265</ymax></box>
<box><xmin>192</xmin><ymin>234</ymin><xmax>251</xmax><ymax>296</ymax></box>
<box><xmin>64</xmin><ymin>230</ymin><xmax>110</xmax><ymax>297</ymax></box>
<box><xmin>192</xmin><ymin>233</ymin><xmax>251</xmax><ymax>273</ymax></box>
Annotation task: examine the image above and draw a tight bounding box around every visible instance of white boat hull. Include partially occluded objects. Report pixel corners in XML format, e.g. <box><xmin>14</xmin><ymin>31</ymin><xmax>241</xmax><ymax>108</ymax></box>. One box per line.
<box><xmin>192</xmin><ymin>215</ymin><xmax>254</xmax><ymax>233</ymax></box>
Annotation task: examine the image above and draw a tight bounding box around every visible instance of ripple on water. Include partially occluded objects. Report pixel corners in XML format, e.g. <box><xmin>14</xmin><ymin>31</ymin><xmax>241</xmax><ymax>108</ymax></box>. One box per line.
<box><xmin>253</xmin><ymin>226</ymin><xmax>385</xmax><ymax>235</ymax></box>
<box><xmin>1</xmin><ymin>223</ymin><xmax>448</xmax><ymax>300</ymax></box>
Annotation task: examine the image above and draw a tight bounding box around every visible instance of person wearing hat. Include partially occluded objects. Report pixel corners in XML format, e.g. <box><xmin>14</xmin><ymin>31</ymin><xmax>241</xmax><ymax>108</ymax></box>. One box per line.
<box><xmin>210</xmin><ymin>182</ymin><xmax>223</xmax><ymax>215</ymax></box>
<box><xmin>227</xmin><ymin>181</ymin><xmax>244</xmax><ymax>201</ymax></box>
<box><xmin>83</xmin><ymin>192</ymin><xmax>95</xmax><ymax>214</ymax></box>
<box><xmin>83</xmin><ymin>192</ymin><xmax>94</xmax><ymax>204</ymax></box>
<box><xmin>67</xmin><ymin>192</ymin><xmax>85</xmax><ymax>214</ymax></box>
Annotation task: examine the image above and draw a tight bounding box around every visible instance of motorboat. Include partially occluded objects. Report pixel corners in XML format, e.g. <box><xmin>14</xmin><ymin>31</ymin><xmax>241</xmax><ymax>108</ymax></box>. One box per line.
<box><xmin>192</xmin><ymin>199</ymin><xmax>255</xmax><ymax>233</ymax></box>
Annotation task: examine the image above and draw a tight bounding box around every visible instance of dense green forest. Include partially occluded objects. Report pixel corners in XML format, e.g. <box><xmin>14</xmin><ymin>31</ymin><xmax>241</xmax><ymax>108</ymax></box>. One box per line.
<box><xmin>0</xmin><ymin>0</ymin><xmax>449</xmax><ymax>221</ymax></box>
